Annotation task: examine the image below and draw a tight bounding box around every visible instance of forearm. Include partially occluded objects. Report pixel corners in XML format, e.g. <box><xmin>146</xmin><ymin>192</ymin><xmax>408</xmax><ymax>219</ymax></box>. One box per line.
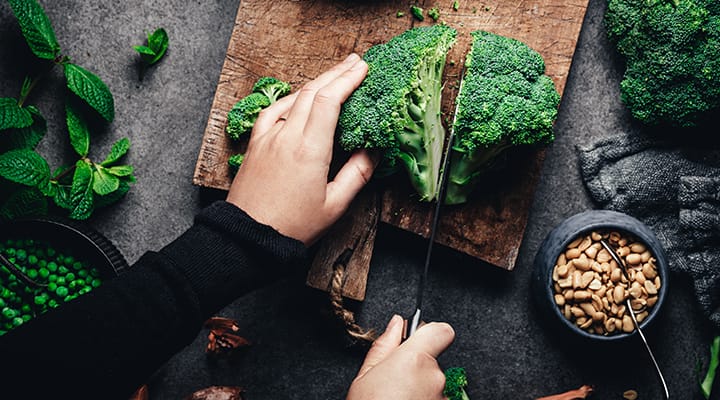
<box><xmin>0</xmin><ymin>201</ymin><xmax>306</xmax><ymax>399</ymax></box>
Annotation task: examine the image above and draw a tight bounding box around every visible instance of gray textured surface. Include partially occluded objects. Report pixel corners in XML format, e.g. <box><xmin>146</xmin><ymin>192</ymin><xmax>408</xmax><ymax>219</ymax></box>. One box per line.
<box><xmin>0</xmin><ymin>1</ymin><xmax>716</xmax><ymax>399</ymax></box>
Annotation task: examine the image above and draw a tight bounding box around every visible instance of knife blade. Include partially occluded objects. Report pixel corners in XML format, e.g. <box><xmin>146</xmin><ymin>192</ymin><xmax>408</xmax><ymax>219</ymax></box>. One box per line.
<box><xmin>405</xmin><ymin>66</ymin><xmax>466</xmax><ymax>339</ymax></box>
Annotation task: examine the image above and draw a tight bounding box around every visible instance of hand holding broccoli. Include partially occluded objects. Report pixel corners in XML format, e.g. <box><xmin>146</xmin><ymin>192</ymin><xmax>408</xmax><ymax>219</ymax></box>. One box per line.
<box><xmin>225</xmin><ymin>54</ymin><xmax>375</xmax><ymax>245</ymax></box>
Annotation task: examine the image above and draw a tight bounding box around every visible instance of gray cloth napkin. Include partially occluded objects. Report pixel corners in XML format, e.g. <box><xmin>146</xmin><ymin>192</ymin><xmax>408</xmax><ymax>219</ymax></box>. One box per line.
<box><xmin>578</xmin><ymin>132</ymin><xmax>720</xmax><ymax>329</ymax></box>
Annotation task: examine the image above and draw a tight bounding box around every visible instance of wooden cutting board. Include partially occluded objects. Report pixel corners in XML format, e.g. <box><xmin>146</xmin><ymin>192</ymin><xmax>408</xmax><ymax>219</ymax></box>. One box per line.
<box><xmin>194</xmin><ymin>0</ymin><xmax>590</xmax><ymax>300</ymax></box>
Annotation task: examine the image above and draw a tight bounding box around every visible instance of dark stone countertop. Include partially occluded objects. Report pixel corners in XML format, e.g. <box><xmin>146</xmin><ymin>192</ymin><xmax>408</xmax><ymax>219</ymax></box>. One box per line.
<box><xmin>0</xmin><ymin>1</ymin><xmax>715</xmax><ymax>399</ymax></box>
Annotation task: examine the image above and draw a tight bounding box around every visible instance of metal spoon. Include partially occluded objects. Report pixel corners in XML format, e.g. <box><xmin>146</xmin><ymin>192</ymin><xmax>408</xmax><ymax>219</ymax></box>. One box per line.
<box><xmin>0</xmin><ymin>252</ymin><xmax>47</xmax><ymax>288</ymax></box>
<box><xmin>600</xmin><ymin>239</ymin><xmax>669</xmax><ymax>399</ymax></box>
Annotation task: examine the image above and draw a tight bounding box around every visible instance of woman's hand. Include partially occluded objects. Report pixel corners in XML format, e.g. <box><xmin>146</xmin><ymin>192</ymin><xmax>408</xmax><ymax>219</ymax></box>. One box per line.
<box><xmin>226</xmin><ymin>54</ymin><xmax>374</xmax><ymax>245</ymax></box>
<box><xmin>347</xmin><ymin>315</ymin><xmax>456</xmax><ymax>400</ymax></box>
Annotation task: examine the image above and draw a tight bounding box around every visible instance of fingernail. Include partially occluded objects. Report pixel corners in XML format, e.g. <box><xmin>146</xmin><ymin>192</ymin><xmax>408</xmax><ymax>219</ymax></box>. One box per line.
<box><xmin>350</xmin><ymin>59</ymin><xmax>367</xmax><ymax>71</ymax></box>
<box><xmin>344</xmin><ymin>53</ymin><xmax>360</xmax><ymax>64</ymax></box>
<box><xmin>388</xmin><ymin>314</ymin><xmax>402</xmax><ymax>330</ymax></box>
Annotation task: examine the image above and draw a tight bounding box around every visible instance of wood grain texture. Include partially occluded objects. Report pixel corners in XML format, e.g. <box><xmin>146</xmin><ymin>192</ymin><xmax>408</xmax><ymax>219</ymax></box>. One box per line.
<box><xmin>194</xmin><ymin>0</ymin><xmax>590</xmax><ymax>296</ymax></box>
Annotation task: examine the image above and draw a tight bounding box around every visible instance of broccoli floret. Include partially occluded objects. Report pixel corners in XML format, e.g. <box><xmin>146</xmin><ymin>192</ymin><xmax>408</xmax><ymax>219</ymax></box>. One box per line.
<box><xmin>444</xmin><ymin>367</ymin><xmax>470</xmax><ymax>400</ymax></box>
<box><xmin>428</xmin><ymin>7</ymin><xmax>440</xmax><ymax>21</ymax></box>
<box><xmin>444</xmin><ymin>31</ymin><xmax>560</xmax><ymax>205</ymax></box>
<box><xmin>228</xmin><ymin>153</ymin><xmax>245</xmax><ymax>174</ymax></box>
<box><xmin>410</xmin><ymin>5</ymin><xmax>425</xmax><ymax>21</ymax></box>
<box><xmin>337</xmin><ymin>25</ymin><xmax>457</xmax><ymax>201</ymax></box>
<box><xmin>605</xmin><ymin>0</ymin><xmax>720</xmax><ymax>127</ymax></box>
<box><xmin>225</xmin><ymin>93</ymin><xmax>271</xmax><ymax>140</ymax></box>
<box><xmin>252</xmin><ymin>76</ymin><xmax>291</xmax><ymax>103</ymax></box>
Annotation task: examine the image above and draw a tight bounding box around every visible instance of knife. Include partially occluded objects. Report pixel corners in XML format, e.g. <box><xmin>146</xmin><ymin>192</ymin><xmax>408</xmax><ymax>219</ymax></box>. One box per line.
<box><xmin>404</xmin><ymin>66</ymin><xmax>466</xmax><ymax>339</ymax></box>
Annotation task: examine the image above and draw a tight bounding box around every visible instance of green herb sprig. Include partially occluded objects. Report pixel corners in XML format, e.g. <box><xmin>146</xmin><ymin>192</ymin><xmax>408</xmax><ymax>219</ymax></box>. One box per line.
<box><xmin>0</xmin><ymin>0</ymin><xmax>136</xmax><ymax>221</ymax></box>
<box><xmin>700</xmin><ymin>336</ymin><xmax>720</xmax><ymax>399</ymax></box>
<box><xmin>133</xmin><ymin>27</ymin><xmax>169</xmax><ymax>79</ymax></box>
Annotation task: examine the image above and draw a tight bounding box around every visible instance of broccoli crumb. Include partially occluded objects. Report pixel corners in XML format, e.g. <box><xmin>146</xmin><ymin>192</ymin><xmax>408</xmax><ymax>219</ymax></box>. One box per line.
<box><xmin>453</xmin><ymin>0</ymin><xmax>459</xmax><ymax>11</ymax></box>
<box><xmin>410</xmin><ymin>5</ymin><xmax>424</xmax><ymax>21</ymax></box>
<box><xmin>472</xmin><ymin>6</ymin><xmax>477</xmax><ymax>13</ymax></box>
<box><xmin>428</xmin><ymin>7</ymin><xmax>440</xmax><ymax>21</ymax></box>
<box><xmin>396</xmin><ymin>11</ymin><xmax>405</xmax><ymax>17</ymax></box>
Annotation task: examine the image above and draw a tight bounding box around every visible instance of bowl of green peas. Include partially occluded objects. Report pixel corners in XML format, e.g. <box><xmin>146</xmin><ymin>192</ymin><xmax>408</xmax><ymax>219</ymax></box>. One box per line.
<box><xmin>0</xmin><ymin>218</ymin><xmax>128</xmax><ymax>335</ymax></box>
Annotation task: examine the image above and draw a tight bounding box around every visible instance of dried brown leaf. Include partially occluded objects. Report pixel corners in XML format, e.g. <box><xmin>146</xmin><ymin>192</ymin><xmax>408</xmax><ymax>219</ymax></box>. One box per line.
<box><xmin>128</xmin><ymin>384</ymin><xmax>149</xmax><ymax>400</ymax></box>
<box><xmin>204</xmin><ymin>316</ymin><xmax>251</xmax><ymax>356</ymax></box>
<box><xmin>185</xmin><ymin>386</ymin><xmax>244</xmax><ymax>400</ymax></box>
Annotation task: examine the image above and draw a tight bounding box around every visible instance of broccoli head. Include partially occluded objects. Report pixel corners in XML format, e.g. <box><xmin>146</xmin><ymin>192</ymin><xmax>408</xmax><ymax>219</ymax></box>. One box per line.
<box><xmin>605</xmin><ymin>0</ymin><xmax>720</xmax><ymax>127</ymax></box>
<box><xmin>225</xmin><ymin>93</ymin><xmax>271</xmax><ymax>140</ymax></box>
<box><xmin>228</xmin><ymin>153</ymin><xmax>245</xmax><ymax>174</ymax></box>
<box><xmin>226</xmin><ymin>76</ymin><xmax>291</xmax><ymax>140</ymax></box>
<box><xmin>337</xmin><ymin>24</ymin><xmax>457</xmax><ymax>201</ymax></box>
<box><xmin>252</xmin><ymin>76</ymin><xmax>292</xmax><ymax>103</ymax></box>
<box><xmin>444</xmin><ymin>367</ymin><xmax>470</xmax><ymax>400</ymax></box>
<box><xmin>445</xmin><ymin>30</ymin><xmax>560</xmax><ymax>205</ymax></box>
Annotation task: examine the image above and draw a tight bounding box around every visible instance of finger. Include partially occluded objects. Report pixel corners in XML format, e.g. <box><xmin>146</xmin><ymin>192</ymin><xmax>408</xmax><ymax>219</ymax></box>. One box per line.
<box><xmin>326</xmin><ymin>149</ymin><xmax>375</xmax><ymax>217</ymax></box>
<box><xmin>401</xmin><ymin>322</ymin><xmax>455</xmax><ymax>359</ymax></box>
<box><xmin>302</xmin><ymin>58</ymin><xmax>368</xmax><ymax>149</ymax></box>
<box><xmin>252</xmin><ymin>92</ymin><xmax>298</xmax><ymax>137</ymax></box>
<box><xmin>356</xmin><ymin>315</ymin><xmax>404</xmax><ymax>378</ymax></box>
<box><xmin>285</xmin><ymin>53</ymin><xmax>361</xmax><ymax>126</ymax></box>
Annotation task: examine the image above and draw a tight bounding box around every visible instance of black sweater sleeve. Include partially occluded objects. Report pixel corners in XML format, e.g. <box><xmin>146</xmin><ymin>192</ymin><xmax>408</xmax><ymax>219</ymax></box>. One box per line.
<box><xmin>0</xmin><ymin>201</ymin><xmax>307</xmax><ymax>399</ymax></box>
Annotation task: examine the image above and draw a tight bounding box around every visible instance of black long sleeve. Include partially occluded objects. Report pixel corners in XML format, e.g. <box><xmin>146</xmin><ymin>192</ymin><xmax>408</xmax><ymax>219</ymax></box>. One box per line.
<box><xmin>0</xmin><ymin>201</ymin><xmax>306</xmax><ymax>399</ymax></box>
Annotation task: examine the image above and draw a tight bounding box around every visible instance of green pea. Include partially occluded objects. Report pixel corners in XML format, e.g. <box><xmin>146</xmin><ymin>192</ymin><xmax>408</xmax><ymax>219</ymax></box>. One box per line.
<box><xmin>37</xmin><ymin>259</ymin><xmax>47</xmax><ymax>268</ymax></box>
<box><xmin>47</xmin><ymin>282</ymin><xmax>57</xmax><ymax>292</ymax></box>
<box><xmin>28</xmin><ymin>255</ymin><xmax>38</xmax><ymax>265</ymax></box>
<box><xmin>48</xmin><ymin>275</ymin><xmax>57</xmax><ymax>283</ymax></box>
<box><xmin>78</xmin><ymin>270</ymin><xmax>88</xmax><ymax>278</ymax></box>
<box><xmin>16</xmin><ymin>249</ymin><xmax>26</xmax><ymax>261</ymax></box>
<box><xmin>55</xmin><ymin>286</ymin><xmax>68</xmax><ymax>298</ymax></box>
<box><xmin>0</xmin><ymin>299</ymin><xmax>4</xmax><ymax>308</ymax></box>
<box><xmin>47</xmin><ymin>262</ymin><xmax>58</xmax><ymax>272</ymax></box>
<box><xmin>72</xmin><ymin>261</ymin><xmax>83</xmax><ymax>270</ymax></box>
<box><xmin>23</xmin><ymin>239</ymin><xmax>34</xmax><ymax>247</ymax></box>
<box><xmin>64</xmin><ymin>256</ymin><xmax>74</xmax><ymax>265</ymax></box>
<box><xmin>0</xmin><ymin>330</ymin><xmax>6</xmax><ymax>336</ymax></box>
<box><xmin>91</xmin><ymin>278</ymin><xmax>102</xmax><ymax>288</ymax></box>
<box><xmin>1</xmin><ymin>288</ymin><xmax>11</xmax><ymax>299</ymax></box>
<box><xmin>34</xmin><ymin>295</ymin><xmax>47</xmax><ymax>306</ymax></box>
<box><xmin>56</xmin><ymin>277</ymin><xmax>66</xmax><ymax>286</ymax></box>
<box><xmin>26</xmin><ymin>269</ymin><xmax>38</xmax><ymax>280</ymax></box>
<box><xmin>58</xmin><ymin>266</ymin><xmax>68</xmax><ymax>275</ymax></box>
<box><xmin>46</xmin><ymin>248</ymin><xmax>55</xmax><ymax>258</ymax></box>
<box><xmin>20</xmin><ymin>304</ymin><xmax>31</xmax><ymax>314</ymax></box>
<box><xmin>4</xmin><ymin>248</ymin><xmax>15</xmax><ymax>257</ymax></box>
<box><xmin>12</xmin><ymin>316</ymin><xmax>23</xmax><ymax>327</ymax></box>
<box><xmin>47</xmin><ymin>299</ymin><xmax>58</xmax><ymax>308</ymax></box>
<box><xmin>65</xmin><ymin>272</ymin><xmax>75</xmax><ymax>281</ymax></box>
<box><xmin>2</xmin><ymin>307</ymin><xmax>16</xmax><ymax>319</ymax></box>
<box><xmin>38</xmin><ymin>268</ymin><xmax>49</xmax><ymax>279</ymax></box>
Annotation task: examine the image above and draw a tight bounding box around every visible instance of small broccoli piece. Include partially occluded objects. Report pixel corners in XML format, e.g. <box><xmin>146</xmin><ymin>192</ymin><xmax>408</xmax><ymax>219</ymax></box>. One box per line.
<box><xmin>605</xmin><ymin>0</ymin><xmax>720</xmax><ymax>127</ymax></box>
<box><xmin>396</xmin><ymin>11</ymin><xmax>405</xmax><ymax>17</ymax></box>
<box><xmin>337</xmin><ymin>25</ymin><xmax>457</xmax><ymax>201</ymax></box>
<box><xmin>252</xmin><ymin>76</ymin><xmax>291</xmax><ymax>103</ymax></box>
<box><xmin>410</xmin><ymin>5</ymin><xmax>424</xmax><ymax>21</ymax></box>
<box><xmin>228</xmin><ymin>153</ymin><xmax>245</xmax><ymax>174</ymax></box>
<box><xmin>453</xmin><ymin>0</ymin><xmax>460</xmax><ymax>11</ymax></box>
<box><xmin>428</xmin><ymin>7</ymin><xmax>440</xmax><ymax>21</ymax></box>
<box><xmin>444</xmin><ymin>367</ymin><xmax>470</xmax><ymax>400</ymax></box>
<box><xmin>225</xmin><ymin>93</ymin><xmax>271</xmax><ymax>140</ymax></box>
<box><xmin>445</xmin><ymin>31</ymin><xmax>560</xmax><ymax>205</ymax></box>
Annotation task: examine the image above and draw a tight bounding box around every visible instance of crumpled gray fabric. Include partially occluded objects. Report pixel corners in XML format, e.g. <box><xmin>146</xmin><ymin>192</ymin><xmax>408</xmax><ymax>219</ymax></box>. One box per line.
<box><xmin>578</xmin><ymin>132</ymin><xmax>720</xmax><ymax>329</ymax></box>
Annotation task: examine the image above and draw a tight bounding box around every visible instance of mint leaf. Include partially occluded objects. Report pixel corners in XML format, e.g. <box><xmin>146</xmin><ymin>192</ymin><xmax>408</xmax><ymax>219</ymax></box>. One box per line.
<box><xmin>7</xmin><ymin>0</ymin><xmax>60</xmax><ymax>60</ymax></box>
<box><xmin>0</xmin><ymin>186</ymin><xmax>48</xmax><ymax>221</ymax></box>
<box><xmin>0</xmin><ymin>106</ymin><xmax>45</xmax><ymax>151</ymax></box>
<box><xmin>65</xmin><ymin>101</ymin><xmax>90</xmax><ymax>157</ymax></box>
<box><xmin>146</xmin><ymin>28</ymin><xmax>168</xmax><ymax>65</ymax></box>
<box><xmin>101</xmin><ymin>137</ymin><xmax>130</xmax><ymax>166</ymax></box>
<box><xmin>64</xmin><ymin>63</ymin><xmax>115</xmax><ymax>122</ymax></box>
<box><xmin>92</xmin><ymin>165</ymin><xmax>120</xmax><ymax>195</ymax></box>
<box><xmin>0</xmin><ymin>97</ymin><xmax>33</xmax><ymax>130</ymax></box>
<box><xmin>0</xmin><ymin>148</ymin><xmax>50</xmax><ymax>188</ymax></box>
<box><xmin>68</xmin><ymin>160</ymin><xmax>94</xmax><ymax>219</ymax></box>
<box><xmin>94</xmin><ymin>180</ymin><xmax>130</xmax><ymax>209</ymax></box>
<box><xmin>106</xmin><ymin>164</ymin><xmax>134</xmax><ymax>177</ymax></box>
<box><xmin>133</xmin><ymin>45</ymin><xmax>156</xmax><ymax>64</ymax></box>
<box><xmin>52</xmin><ymin>184</ymin><xmax>72</xmax><ymax>210</ymax></box>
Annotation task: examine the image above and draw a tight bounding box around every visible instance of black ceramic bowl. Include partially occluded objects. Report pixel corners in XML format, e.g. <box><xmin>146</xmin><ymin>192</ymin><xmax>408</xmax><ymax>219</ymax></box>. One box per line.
<box><xmin>0</xmin><ymin>217</ymin><xmax>128</xmax><ymax>281</ymax></box>
<box><xmin>531</xmin><ymin>210</ymin><xmax>669</xmax><ymax>342</ymax></box>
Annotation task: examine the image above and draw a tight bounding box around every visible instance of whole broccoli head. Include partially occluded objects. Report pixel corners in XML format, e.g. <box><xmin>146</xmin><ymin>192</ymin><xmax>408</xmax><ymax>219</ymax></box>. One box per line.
<box><xmin>444</xmin><ymin>367</ymin><xmax>470</xmax><ymax>400</ymax></box>
<box><xmin>252</xmin><ymin>77</ymin><xmax>292</xmax><ymax>103</ymax></box>
<box><xmin>337</xmin><ymin>24</ymin><xmax>457</xmax><ymax>201</ymax></box>
<box><xmin>605</xmin><ymin>0</ymin><xmax>720</xmax><ymax>127</ymax></box>
<box><xmin>445</xmin><ymin>30</ymin><xmax>560</xmax><ymax>205</ymax></box>
<box><xmin>225</xmin><ymin>93</ymin><xmax>271</xmax><ymax>140</ymax></box>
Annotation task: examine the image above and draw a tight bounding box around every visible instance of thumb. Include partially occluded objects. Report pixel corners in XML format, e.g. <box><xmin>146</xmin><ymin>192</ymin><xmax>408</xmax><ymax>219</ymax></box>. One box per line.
<box><xmin>355</xmin><ymin>314</ymin><xmax>404</xmax><ymax>378</ymax></box>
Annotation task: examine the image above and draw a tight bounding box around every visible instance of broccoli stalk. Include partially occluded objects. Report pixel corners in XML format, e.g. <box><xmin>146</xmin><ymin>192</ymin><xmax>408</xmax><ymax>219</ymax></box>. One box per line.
<box><xmin>444</xmin><ymin>367</ymin><xmax>470</xmax><ymax>400</ymax></box>
<box><xmin>225</xmin><ymin>76</ymin><xmax>291</xmax><ymax>140</ymax></box>
<box><xmin>444</xmin><ymin>31</ymin><xmax>560</xmax><ymax>205</ymax></box>
<box><xmin>338</xmin><ymin>25</ymin><xmax>456</xmax><ymax>201</ymax></box>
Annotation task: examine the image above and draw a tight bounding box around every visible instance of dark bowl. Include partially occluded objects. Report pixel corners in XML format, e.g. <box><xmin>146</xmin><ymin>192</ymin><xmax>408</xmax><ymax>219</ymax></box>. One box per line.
<box><xmin>0</xmin><ymin>217</ymin><xmax>128</xmax><ymax>280</ymax></box>
<box><xmin>531</xmin><ymin>210</ymin><xmax>669</xmax><ymax>342</ymax></box>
